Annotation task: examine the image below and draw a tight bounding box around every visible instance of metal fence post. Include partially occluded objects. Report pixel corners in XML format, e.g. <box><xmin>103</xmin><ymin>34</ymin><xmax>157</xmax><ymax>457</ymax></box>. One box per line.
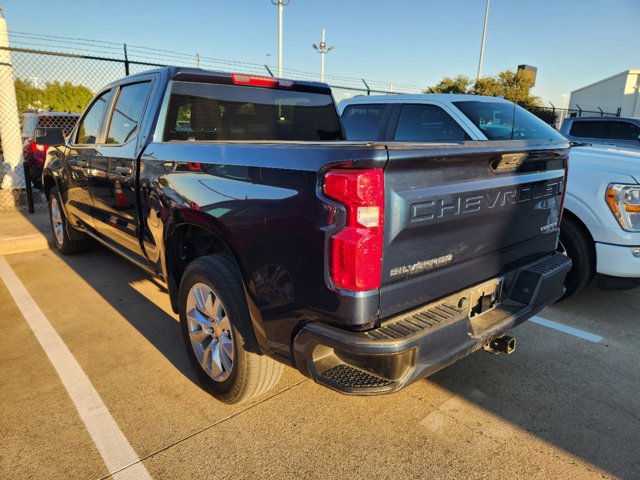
<box><xmin>362</xmin><ymin>79</ymin><xmax>370</xmax><ymax>96</ymax></box>
<box><xmin>22</xmin><ymin>162</ymin><xmax>34</xmax><ymax>213</ymax></box>
<box><xmin>123</xmin><ymin>43</ymin><xmax>130</xmax><ymax>75</ymax></box>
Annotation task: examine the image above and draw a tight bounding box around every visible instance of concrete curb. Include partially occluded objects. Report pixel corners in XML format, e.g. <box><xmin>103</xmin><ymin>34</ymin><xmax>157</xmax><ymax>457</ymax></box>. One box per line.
<box><xmin>0</xmin><ymin>233</ymin><xmax>50</xmax><ymax>255</ymax></box>
<box><xmin>0</xmin><ymin>211</ymin><xmax>52</xmax><ymax>255</ymax></box>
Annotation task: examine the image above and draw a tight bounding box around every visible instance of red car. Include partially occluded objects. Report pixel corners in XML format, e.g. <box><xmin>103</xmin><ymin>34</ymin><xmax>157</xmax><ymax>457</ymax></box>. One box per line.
<box><xmin>22</xmin><ymin>111</ymin><xmax>80</xmax><ymax>189</ymax></box>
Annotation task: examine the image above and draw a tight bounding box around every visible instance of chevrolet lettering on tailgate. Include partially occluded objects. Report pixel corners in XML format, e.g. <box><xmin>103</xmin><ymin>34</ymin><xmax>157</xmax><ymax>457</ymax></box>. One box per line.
<box><xmin>411</xmin><ymin>179</ymin><xmax>564</xmax><ymax>223</ymax></box>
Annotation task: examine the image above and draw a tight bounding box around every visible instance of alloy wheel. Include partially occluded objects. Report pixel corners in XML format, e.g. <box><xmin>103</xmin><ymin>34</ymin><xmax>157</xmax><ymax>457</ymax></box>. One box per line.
<box><xmin>186</xmin><ymin>282</ymin><xmax>234</xmax><ymax>382</ymax></box>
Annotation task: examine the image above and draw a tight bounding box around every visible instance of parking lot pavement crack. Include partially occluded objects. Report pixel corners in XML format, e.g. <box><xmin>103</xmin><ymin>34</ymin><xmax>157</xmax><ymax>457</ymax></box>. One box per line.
<box><xmin>98</xmin><ymin>378</ymin><xmax>308</xmax><ymax>480</ymax></box>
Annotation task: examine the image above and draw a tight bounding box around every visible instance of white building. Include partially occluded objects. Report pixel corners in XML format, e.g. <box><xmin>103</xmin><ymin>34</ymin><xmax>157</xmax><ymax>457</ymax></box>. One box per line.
<box><xmin>569</xmin><ymin>69</ymin><xmax>640</xmax><ymax>117</ymax></box>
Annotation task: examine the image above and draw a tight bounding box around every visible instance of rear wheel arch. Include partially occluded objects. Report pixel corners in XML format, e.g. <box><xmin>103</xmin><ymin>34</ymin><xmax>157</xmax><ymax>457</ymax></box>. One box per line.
<box><xmin>164</xmin><ymin>222</ymin><xmax>244</xmax><ymax>311</ymax></box>
<box><xmin>43</xmin><ymin>174</ymin><xmax>57</xmax><ymax>202</ymax></box>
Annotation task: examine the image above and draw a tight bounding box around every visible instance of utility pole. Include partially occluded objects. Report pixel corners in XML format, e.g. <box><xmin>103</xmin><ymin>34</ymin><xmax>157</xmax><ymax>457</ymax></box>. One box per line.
<box><xmin>0</xmin><ymin>4</ymin><xmax>26</xmax><ymax>190</ymax></box>
<box><xmin>271</xmin><ymin>0</ymin><xmax>290</xmax><ymax>77</ymax></box>
<box><xmin>476</xmin><ymin>0</ymin><xmax>490</xmax><ymax>82</ymax></box>
<box><xmin>312</xmin><ymin>29</ymin><xmax>335</xmax><ymax>82</ymax></box>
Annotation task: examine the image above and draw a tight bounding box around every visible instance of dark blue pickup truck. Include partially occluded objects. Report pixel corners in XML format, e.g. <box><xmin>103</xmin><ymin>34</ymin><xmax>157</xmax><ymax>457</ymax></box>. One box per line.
<box><xmin>42</xmin><ymin>67</ymin><xmax>571</xmax><ymax>403</ymax></box>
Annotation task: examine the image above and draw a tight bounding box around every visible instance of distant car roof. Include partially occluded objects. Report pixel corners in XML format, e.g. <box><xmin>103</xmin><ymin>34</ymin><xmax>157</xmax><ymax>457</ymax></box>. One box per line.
<box><xmin>339</xmin><ymin>93</ymin><xmax>513</xmax><ymax>106</ymax></box>
<box><xmin>562</xmin><ymin>116</ymin><xmax>640</xmax><ymax>123</ymax></box>
<box><xmin>23</xmin><ymin>111</ymin><xmax>81</xmax><ymax>117</ymax></box>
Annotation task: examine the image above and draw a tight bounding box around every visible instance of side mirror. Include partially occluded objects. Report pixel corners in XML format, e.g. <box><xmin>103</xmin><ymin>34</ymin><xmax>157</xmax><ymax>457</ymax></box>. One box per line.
<box><xmin>34</xmin><ymin>127</ymin><xmax>65</xmax><ymax>146</ymax></box>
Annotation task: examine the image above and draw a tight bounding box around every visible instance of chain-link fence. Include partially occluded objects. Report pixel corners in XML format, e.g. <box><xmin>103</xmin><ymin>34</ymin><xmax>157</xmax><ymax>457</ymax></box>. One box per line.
<box><xmin>1</xmin><ymin>33</ymin><xmax>623</xmax><ymax>212</ymax></box>
<box><xmin>0</xmin><ymin>39</ymin><xmax>411</xmax><ymax>212</ymax></box>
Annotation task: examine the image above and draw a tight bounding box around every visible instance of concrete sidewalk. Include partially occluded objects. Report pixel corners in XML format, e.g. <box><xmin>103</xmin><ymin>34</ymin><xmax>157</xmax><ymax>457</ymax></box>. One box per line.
<box><xmin>0</xmin><ymin>211</ymin><xmax>51</xmax><ymax>255</ymax></box>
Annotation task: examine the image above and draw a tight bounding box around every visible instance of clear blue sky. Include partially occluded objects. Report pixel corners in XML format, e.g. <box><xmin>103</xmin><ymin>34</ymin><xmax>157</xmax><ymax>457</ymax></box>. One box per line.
<box><xmin>3</xmin><ymin>0</ymin><xmax>639</xmax><ymax>105</ymax></box>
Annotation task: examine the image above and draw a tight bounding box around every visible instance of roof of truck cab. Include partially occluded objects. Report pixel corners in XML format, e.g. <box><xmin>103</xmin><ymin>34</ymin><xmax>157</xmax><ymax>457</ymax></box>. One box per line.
<box><xmin>339</xmin><ymin>93</ymin><xmax>512</xmax><ymax>109</ymax></box>
<box><xmin>101</xmin><ymin>66</ymin><xmax>330</xmax><ymax>92</ymax></box>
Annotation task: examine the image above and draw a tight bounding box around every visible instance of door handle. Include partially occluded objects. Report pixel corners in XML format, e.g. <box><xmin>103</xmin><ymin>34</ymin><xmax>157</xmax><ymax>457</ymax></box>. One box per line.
<box><xmin>114</xmin><ymin>166</ymin><xmax>133</xmax><ymax>176</ymax></box>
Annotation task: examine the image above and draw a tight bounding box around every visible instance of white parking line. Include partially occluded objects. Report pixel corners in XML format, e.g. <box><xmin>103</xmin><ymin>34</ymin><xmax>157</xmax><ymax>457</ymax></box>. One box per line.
<box><xmin>530</xmin><ymin>316</ymin><xmax>603</xmax><ymax>343</ymax></box>
<box><xmin>0</xmin><ymin>257</ymin><xmax>153</xmax><ymax>480</ymax></box>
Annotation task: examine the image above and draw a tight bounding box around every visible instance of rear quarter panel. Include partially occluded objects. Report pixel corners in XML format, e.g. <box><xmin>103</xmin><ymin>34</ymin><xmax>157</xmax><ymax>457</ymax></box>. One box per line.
<box><xmin>138</xmin><ymin>141</ymin><xmax>388</xmax><ymax>356</ymax></box>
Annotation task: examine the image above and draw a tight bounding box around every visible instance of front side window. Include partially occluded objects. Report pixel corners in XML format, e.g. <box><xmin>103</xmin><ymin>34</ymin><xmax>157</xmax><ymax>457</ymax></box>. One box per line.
<box><xmin>605</xmin><ymin>121</ymin><xmax>640</xmax><ymax>141</ymax></box>
<box><xmin>163</xmin><ymin>81</ymin><xmax>343</xmax><ymax>141</ymax></box>
<box><xmin>76</xmin><ymin>90</ymin><xmax>112</xmax><ymax>144</ymax></box>
<box><xmin>454</xmin><ymin>100</ymin><xmax>565</xmax><ymax>141</ymax></box>
<box><xmin>394</xmin><ymin>104</ymin><xmax>469</xmax><ymax>142</ymax></box>
<box><xmin>342</xmin><ymin>104</ymin><xmax>387</xmax><ymax>140</ymax></box>
<box><xmin>569</xmin><ymin>121</ymin><xmax>605</xmax><ymax>139</ymax></box>
<box><xmin>106</xmin><ymin>82</ymin><xmax>152</xmax><ymax>144</ymax></box>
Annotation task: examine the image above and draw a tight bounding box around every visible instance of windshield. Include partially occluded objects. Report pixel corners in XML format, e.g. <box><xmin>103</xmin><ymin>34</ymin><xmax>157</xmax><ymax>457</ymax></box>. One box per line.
<box><xmin>453</xmin><ymin>100</ymin><xmax>565</xmax><ymax>142</ymax></box>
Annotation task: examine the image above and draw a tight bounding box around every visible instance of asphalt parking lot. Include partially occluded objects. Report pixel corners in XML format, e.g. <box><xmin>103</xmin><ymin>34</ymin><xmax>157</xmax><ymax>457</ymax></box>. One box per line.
<box><xmin>1</xmin><ymin>223</ymin><xmax>639</xmax><ymax>479</ymax></box>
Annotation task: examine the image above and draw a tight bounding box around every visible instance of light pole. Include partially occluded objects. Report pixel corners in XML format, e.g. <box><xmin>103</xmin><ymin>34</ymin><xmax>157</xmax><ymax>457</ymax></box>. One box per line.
<box><xmin>476</xmin><ymin>0</ymin><xmax>490</xmax><ymax>82</ymax></box>
<box><xmin>271</xmin><ymin>0</ymin><xmax>290</xmax><ymax>77</ymax></box>
<box><xmin>312</xmin><ymin>28</ymin><xmax>335</xmax><ymax>82</ymax></box>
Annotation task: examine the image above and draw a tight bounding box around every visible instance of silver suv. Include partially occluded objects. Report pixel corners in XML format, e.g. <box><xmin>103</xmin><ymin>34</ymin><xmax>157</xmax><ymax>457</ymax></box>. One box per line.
<box><xmin>559</xmin><ymin>116</ymin><xmax>640</xmax><ymax>150</ymax></box>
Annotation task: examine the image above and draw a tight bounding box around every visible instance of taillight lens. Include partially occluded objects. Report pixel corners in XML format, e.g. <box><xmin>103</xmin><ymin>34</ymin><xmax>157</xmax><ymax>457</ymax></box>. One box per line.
<box><xmin>27</xmin><ymin>139</ymin><xmax>48</xmax><ymax>165</ymax></box>
<box><xmin>323</xmin><ymin>169</ymin><xmax>384</xmax><ymax>291</ymax></box>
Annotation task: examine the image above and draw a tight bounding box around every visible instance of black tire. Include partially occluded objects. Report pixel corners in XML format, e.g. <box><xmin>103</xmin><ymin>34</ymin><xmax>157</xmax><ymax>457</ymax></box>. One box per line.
<box><xmin>48</xmin><ymin>187</ymin><xmax>91</xmax><ymax>255</ymax></box>
<box><xmin>558</xmin><ymin>216</ymin><xmax>595</xmax><ymax>300</ymax></box>
<box><xmin>179</xmin><ymin>254</ymin><xmax>284</xmax><ymax>404</ymax></box>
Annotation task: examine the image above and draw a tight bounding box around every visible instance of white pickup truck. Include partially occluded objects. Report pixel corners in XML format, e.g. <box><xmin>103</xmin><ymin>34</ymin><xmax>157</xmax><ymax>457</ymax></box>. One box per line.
<box><xmin>560</xmin><ymin>145</ymin><xmax>640</xmax><ymax>297</ymax></box>
<box><xmin>339</xmin><ymin>94</ymin><xmax>640</xmax><ymax>298</ymax></box>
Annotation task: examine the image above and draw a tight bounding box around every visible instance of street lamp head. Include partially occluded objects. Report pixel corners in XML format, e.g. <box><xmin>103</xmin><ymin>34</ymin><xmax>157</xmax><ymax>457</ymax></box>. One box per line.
<box><xmin>327</xmin><ymin>46</ymin><xmax>335</xmax><ymax>52</ymax></box>
<box><xmin>312</xmin><ymin>43</ymin><xmax>318</xmax><ymax>51</ymax></box>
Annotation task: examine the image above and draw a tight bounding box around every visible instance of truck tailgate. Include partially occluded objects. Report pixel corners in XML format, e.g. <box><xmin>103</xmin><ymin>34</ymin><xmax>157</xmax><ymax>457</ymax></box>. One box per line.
<box><xmin>380</xmin><ymin>141</ymin><xmax>568</xmax><ymax>318</ymax></box>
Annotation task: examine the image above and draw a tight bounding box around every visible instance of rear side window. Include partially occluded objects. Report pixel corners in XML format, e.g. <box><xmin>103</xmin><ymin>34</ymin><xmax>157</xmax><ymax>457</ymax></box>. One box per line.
<box><xmin>76</xmin><ymin>90</ymin><xmax>113</xmax><ymax>144</ymax></box>
<box><xmin>569</xmin><ymin>121</ymin><xmax>605</xmax><ymax>139</ymax></box>
<box><xmin>341</xmin><ymin>104</ymin><xmax>387</xmax><ymax>140</ymax></box>
<box><xmin>605</xmin><ymin>121</ymin><xmax>640</xmax><ymax>140</ymax></box>
<box><xmin>106</xmin><ymin>82</ymin><xmax>152</xmax><ymax>144</ymax></box>
<box><xmin>394</xmin><ymin>104</ymin><xmax>469</xmax><ymax>142</ymax></box>
<box><xmin>454</xmin><ymin>101</ymin><xmax>565</xmax><ymax>141</ymax></box>
<box><xmin>163</xmin><ymin>81</ymin><xmax>343</xmax><ymax>141</ymax></box>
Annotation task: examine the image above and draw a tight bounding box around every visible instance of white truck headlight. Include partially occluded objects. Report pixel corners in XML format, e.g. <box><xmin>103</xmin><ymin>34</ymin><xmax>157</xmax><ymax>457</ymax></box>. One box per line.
<box><xmin>606</xmin><ymin>184</ymin><xmax>640</xmax><ymax>231</ymax></box>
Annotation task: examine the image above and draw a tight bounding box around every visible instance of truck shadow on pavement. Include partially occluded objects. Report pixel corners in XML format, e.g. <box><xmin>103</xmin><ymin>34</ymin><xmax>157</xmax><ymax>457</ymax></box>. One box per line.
<box><xmin>429</xmin><ymin>284</ymin><xmax>640</xmax><ymax>479</ymax></box>
<box><xmin>39</xmin><ymin>223</ymin><xmax>639</xmax><ymax>479</ymax></box>
<box><xmin>52</xmin><ymin>242</ymin><xmax>202</xmax><ymax>388</ymax></box>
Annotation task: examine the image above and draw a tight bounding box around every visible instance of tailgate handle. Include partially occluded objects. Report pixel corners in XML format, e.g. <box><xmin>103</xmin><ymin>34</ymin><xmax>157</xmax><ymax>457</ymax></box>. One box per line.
<box><xmin>491</xmin><ymin>153</ymin><xmax>529</xmax><ymax>171</ymax></box>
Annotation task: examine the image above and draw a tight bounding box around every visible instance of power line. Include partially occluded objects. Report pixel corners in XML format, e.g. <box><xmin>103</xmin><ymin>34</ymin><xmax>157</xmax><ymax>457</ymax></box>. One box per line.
<box><xmin>7</xmin><ymin>29</ymin><xmax>427</xmax><ymax>92</ymax></box>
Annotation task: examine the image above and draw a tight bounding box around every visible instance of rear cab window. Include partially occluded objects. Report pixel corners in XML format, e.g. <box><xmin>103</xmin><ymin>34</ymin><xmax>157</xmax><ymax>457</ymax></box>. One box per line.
<box><xmin>454</xmin><ymin>100</ymin><xmax>565</xmax><ymax>141</ymax></box>
<box><xmin>394</xmin><ymin>104</ymin><xmax>469</xmax><ymax>142</ymax></box>
<box><xmin>569</xmin><ymin>121</ymin><xmax>605</xmax><ymax>139</ymax></box>
<box><xmin>341</xmin><ymin>104</ymin><xmax>387</xmax><ymax>140</ymax></box>
<box><xmin>605</xmin><ymin>121</ymin><xmax>640</xmax><ymax>140</ymax></box>
<box><xmin>163</xmin><ymin>81</ymin><xmax>343</xmax><ymax>142</ymax></box>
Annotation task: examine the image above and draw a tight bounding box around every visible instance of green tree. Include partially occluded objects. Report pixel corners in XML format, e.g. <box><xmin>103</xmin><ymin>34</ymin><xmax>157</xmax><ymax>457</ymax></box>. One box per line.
<box><xmin>14</xmin><ymin>79</ymin><xmax>93</xmax><ymax>113</ymax></box>
<box><xmin>426</xmin><ymin>69</ymin><xmax>541</xmax><ymax>107</ymax></box>
<box><xmin>429</xmin><ymin>75</ymin><xmax>472</xmax><ymax>94</ymax></box>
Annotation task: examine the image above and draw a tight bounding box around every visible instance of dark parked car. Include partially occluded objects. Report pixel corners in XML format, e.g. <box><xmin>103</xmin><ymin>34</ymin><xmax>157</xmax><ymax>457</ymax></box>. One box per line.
<box><xmin>42</xmin><ymin>68</ymin><xmax>571</xmax><ymax>404</ymax></box>
<box><xmin>559</xmin><ymin>116</ymin><xmax>640</xmax><ymax>150</ymax></box>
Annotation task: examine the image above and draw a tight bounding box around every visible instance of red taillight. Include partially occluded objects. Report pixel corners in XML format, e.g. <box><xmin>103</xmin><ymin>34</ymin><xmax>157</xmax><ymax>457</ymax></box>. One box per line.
<box><xmin>323</xmin><ymin>169</ymin><xmax>384</xmax><ymax>291</ymax></box>
<box><xmin>231</xmin><ymin>73</ymin><xmax>294</xmax><ymax>89</ymax></box>
<box><xmin>27</xmin><ymin>139</ymin><xmax>48</xmax><ymax>165</ymax></box>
